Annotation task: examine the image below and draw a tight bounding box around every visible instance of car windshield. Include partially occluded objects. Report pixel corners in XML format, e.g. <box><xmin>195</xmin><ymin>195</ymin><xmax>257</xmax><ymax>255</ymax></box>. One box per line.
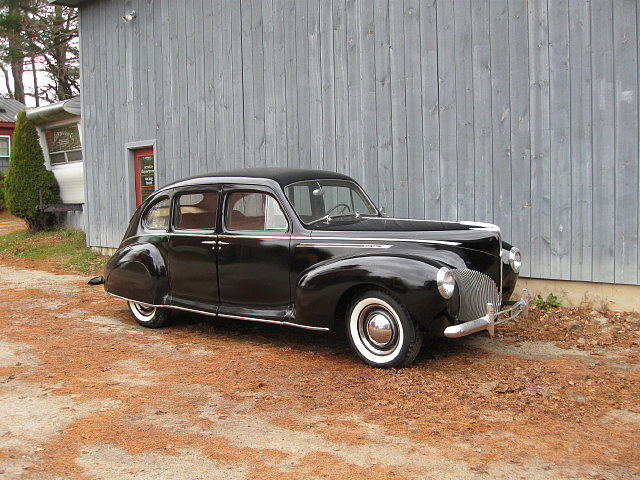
<box><xmin>284</xmin><ymin>179</ymin><xmax>379</xmax><ymax>226</ymax></box>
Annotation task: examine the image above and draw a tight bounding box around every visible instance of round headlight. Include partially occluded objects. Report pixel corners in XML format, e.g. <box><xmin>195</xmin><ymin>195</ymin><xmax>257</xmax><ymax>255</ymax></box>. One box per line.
<box><xmin>436</xmin><ymin>267</ymin><xmax>456</xmax><ymax>299</ymax></box>
<box><xmin>509</xmin><ymin>247</ymin><xmax>522</xmax><ymax>273</ymax></box>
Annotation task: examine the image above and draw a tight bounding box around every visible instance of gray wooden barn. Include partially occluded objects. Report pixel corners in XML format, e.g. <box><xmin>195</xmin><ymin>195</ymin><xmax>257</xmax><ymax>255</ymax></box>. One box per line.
<box><xmin>56</xmin><ymin>0</ymin><xmax>640</xmax><ymax>290</ymax></box>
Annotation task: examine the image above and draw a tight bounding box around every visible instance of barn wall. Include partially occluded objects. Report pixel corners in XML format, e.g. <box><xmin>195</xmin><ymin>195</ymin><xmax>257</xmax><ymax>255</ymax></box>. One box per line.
<box><xmin>79</xmin><ymin>0</ymin><xmax>640</xmax><ymax>285</ymax></box>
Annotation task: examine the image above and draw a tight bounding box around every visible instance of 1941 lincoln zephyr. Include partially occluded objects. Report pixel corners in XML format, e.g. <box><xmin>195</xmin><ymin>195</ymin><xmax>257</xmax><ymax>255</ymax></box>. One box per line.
<box><xmin>90</xmin><ymin>168</ymin><xmax>529</xmax><ymax>368</ymax></box>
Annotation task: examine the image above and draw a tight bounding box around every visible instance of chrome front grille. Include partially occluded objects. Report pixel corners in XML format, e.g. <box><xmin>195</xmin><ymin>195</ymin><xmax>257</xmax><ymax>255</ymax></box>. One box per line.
<box><xmin>450</xmin><ymin>269</ymin><xmax>501</xmax><ymax>322</ymax></box>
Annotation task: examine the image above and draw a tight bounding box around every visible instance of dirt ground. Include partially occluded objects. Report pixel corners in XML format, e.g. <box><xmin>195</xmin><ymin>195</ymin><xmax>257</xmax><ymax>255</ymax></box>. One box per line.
<box><xmin>0</xmin><ymin>262</ymin><xmax>639</xmax><ymax>479</ymax></box>
<box><xmin>0</xmin><ymin>213</ymin><xmax>26</xmax><ymax>235</ymax></box>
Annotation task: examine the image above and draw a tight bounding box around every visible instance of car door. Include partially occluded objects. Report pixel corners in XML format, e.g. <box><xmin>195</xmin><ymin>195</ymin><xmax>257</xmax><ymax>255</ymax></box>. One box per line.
<box><xmin>166</xmin><ymin>186</ymin><xmax>221</xmax><ymax>313</ymax></box>
<box><xmin>217</xmin><ymin>185</ymin><xmax>292</xmax><ymax>321</ymax></box>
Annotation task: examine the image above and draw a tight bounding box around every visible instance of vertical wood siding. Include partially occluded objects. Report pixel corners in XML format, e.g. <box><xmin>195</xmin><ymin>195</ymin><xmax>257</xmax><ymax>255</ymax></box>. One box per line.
<box><xmin>80</xmin><ymin>0</ymin><xmax>640</xmax><ymax>285</ymax></box>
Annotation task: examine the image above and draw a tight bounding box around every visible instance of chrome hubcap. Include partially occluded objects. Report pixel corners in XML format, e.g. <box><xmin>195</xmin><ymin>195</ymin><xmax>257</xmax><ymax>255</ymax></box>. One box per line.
<box><xmin>350</xmin><ymin>298</ymin><xmax>405</xmax><ymax>361</ymax></box>
<box><xmin>366</xmin><ymin>312</ymin><xmax>394</xmax><ymax>347</ymax></box>
<box><xmin>357</xmin><ymin>305</ymin><xmax>398</xmax><ymax>354</ymax></box>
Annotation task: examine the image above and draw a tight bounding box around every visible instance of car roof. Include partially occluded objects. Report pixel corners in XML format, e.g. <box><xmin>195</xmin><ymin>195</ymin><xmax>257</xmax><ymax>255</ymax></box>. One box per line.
<box><xmin>160</xmin><ymin>167</ymin><xmax>356</xmax><ymax>190</ymax></box>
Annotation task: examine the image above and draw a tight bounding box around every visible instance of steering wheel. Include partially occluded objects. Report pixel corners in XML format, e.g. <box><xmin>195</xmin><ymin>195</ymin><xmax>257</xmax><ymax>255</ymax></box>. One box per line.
<box><xmin>326</xmin><ymin>203</ymin><xmax>352</xmax><ymax>216</ymax></box>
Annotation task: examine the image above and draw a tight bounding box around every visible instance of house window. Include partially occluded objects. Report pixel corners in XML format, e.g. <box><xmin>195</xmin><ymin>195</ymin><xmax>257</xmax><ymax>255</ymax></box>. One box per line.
<box><xmin>0</xmin><ymin>136</ymin><xmax>10</xmax><ymax>172</ymax></box>
<box><xmin>45</xmin><ymin>124</ymin><xmax>82</xmax><ymax>165</ymax></box>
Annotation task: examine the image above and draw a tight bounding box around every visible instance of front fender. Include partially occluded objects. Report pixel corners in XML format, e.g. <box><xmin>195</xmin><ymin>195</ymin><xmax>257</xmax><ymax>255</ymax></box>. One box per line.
<box><xmin>104</xmin><ymin>242</ymin><xmax>169</xmax><ymax>305</ymax></box>
<box><xmin>294</xmin><ymin>254</ymin><xmax>451</xmax><ymax>330</ymax></box>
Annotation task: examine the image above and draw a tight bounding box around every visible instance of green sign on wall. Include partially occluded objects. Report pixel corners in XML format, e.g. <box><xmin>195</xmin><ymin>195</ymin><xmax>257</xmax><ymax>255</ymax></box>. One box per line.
<box><xmin>46</xmin><ymin>125</ymin><xmax>82</xmax><ymax>153</ymax></box>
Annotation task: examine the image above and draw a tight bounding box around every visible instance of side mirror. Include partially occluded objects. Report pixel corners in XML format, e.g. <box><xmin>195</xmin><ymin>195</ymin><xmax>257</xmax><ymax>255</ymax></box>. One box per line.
<box><xmin>379</xmin><ymin>207</ymin><xmax>389</xmax><ymax>218</ymax></box>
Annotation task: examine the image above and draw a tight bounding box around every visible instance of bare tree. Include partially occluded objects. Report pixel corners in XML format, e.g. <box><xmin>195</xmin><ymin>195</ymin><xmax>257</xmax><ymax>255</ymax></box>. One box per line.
<box><xmin>29</xmin><ymin>55</ymin><xmax>37</xmax><ymax>105</ymax></box>
<box><xmin>27</xmin><ymin>4</ymin><xmax>79</xmax><ymax>101</ymax></box>
<box><xmin>0</xmin><ymin>62</ymin><xmax>13</xmax><ymax>97</ymax></box>
<box><xmin>0</xmin><ymin>0</ymin><xmax>78</xmax><ymax>104</ymax></box>
<box><xmin>0</xmin><ymin>0</ymin><xmax>30</xmax><ymax>103</ymax></box>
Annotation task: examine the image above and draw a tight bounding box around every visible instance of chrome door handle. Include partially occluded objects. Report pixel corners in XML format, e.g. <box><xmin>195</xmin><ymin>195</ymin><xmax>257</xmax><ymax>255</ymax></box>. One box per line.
<box><xmin>201</xmin><ymin>240</ymin><xmax>229</xmax><ymax>248</ymax></box>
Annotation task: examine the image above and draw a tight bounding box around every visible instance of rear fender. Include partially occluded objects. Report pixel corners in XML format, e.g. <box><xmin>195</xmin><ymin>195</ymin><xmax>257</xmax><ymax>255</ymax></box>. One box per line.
<box><xmin>104</xmin><ymin>243</ymin><xmax>168</xmax><ymax>305</ymax></box>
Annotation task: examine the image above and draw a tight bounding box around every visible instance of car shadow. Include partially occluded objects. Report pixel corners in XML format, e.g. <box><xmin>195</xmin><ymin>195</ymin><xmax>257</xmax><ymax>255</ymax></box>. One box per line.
<box><xmin>168</xmin><ymin>309</ymin><xmax>353</xmax><ymax>358</ymax></box>
<box><xmin>412</xmin><ymin>336</ymin><xmax>476</xmax><ymax>366</ymax></box>
<box><xmin>168</xmin><ymin>310</ymin><xmax>475</xmax><ymax>368</ymax></box>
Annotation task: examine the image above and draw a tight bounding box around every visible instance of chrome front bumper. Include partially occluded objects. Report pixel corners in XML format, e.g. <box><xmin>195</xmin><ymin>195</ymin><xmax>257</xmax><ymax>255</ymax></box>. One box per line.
<box><xmin>443</xmin><ymin>288</ymin><xmax>530</xmax><ymax>338</ymax></box>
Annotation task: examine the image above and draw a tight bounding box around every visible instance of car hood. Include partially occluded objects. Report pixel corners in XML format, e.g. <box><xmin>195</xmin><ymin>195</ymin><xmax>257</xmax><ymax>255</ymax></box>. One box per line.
<box><xmin>310</xmin><ymin>217</ymin><xmax>502</xmax><ymax>257</ymax></box>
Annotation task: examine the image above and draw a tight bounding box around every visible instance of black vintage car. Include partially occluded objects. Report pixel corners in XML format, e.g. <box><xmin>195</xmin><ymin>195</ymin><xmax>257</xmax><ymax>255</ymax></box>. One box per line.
<box><xmin>91</xmin><ymin>168</ymin><xmax>529</xmax><ymax>368</ymax></box>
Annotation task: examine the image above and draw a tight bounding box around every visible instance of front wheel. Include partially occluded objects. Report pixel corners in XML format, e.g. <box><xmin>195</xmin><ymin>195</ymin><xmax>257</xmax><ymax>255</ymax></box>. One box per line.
<box><xmin>127</xmin><ymin>301</ymin><xmax>171</xmax><ymax>328</ymax></box>
<box><xmin>346</xmin><ymin>290</ymin><xmax>423</xmax><ymax>368</ymax></box>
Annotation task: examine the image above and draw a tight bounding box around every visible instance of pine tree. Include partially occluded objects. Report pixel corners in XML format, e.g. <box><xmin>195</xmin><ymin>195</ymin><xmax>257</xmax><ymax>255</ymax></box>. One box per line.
<box><xmin>5</xmin><ymin>111</ymin><xmax>59</xmax><ymax>230</ymax></box>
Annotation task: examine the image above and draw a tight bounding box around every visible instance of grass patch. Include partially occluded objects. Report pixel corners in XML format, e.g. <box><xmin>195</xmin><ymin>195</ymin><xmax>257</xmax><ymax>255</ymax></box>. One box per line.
<box><xmin>532</xmin><ymin>293</ymin><xmax>562</xmax><ymax>311</ymax></box>
<box><xmin>0</xmin><ymin>228</ymin><xmax>107</xmax><ymax>274</ymax></box>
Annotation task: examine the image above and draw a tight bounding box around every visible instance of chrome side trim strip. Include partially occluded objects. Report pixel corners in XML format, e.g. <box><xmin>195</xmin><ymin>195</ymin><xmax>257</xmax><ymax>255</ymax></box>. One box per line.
<box><xmin>106</xmin><ymin>293</ymin><xmax>329</xmax><ymax>331</ymax></box>
<box><xmin>125</xmin><ymin>232</ymin><xmax>459</xmax><ymax>246</ymax></box>
<box><xmin>307</xmin><ymin>236</ymin><xmax>460</xmax><ymax>246</ymax></box>
<box><xmin>281</xmin><ymin>321</ymin><xmax>329</xmax><ymax>331</ymax></box>
<box><xmin>109</xmin><ymin>293</ymin><xmax>219</xmax><ymax>316</ymax></box>
<box><xmin>217</xmin><ymin>313</ymin><xmax>329</xmax><ymax>331</ymax></box>
<box><xmin>296</xmin><ymin>243</ymin><xmax>392</xmax><ymax>249</ymax></box>
<box><xmin>163</xmin><ymin>304</ymin><xmax>218</xmax><ymax>317</ymax></box>
<box><xmin>217</xmin><ymin>312</ymin><xmax>282</xmax><ymax>324</ymax></box>
<box><xmin>107</xmin><ymin>292</ymin><xmax>160</xmax><ymax>309</ymax></box>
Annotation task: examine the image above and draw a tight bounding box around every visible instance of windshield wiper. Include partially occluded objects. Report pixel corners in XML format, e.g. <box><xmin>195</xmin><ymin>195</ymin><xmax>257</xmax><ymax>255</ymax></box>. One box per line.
<box><xmin>307</xmin><ymin>211</ymin><xmax>361</xmax><ymax>226</ymax></box>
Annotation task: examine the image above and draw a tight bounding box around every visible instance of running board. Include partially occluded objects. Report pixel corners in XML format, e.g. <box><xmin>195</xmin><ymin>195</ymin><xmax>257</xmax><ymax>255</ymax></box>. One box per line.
<box><xmin>106</xmin><ymin>292</ymin><xmax>329</xmax><ymax>332</ymax></box>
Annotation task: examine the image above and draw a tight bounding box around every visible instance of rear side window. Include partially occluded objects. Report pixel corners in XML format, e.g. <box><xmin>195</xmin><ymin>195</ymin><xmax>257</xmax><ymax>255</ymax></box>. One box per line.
<box><xmin>174</xmin><ymin>191</ymin><xmax>219</xmax><ymax>230</ymax></box>
<box><xmin>143</xmin><ymin>197</ymin><xmax>171</xmax><ymax>230</ymax></box>
<box><xmin>226</xmin><ymin>191</ymin><xmax>288</xmax><ymax>231</ymax></box>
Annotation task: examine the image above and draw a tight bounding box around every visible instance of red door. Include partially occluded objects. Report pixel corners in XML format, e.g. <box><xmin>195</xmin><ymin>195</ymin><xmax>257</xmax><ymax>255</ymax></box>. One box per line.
<box><xmin>134</xmin><ymin>147</ymin><xmax>155</xmax><ymax>207</ymax></box>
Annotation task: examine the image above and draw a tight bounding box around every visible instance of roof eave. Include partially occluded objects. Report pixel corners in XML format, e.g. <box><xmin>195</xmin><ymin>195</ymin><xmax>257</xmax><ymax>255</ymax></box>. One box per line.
<box><xmin>25</xmin><ymin>96</ymin><xmax>81</xmax><ymax>125</ymax></box>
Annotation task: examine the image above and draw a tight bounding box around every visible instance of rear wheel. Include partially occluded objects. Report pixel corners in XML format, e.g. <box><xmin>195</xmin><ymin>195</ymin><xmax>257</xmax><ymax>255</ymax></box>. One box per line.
<box><xmin>127</xmin><ymin>301</ymin><xmax>171</xmax><ymax>328</ymax></box>
<box><xmin>346</xmin><ymin>290</ymin><xmax>423</xmax><ymax>368</ymax></box>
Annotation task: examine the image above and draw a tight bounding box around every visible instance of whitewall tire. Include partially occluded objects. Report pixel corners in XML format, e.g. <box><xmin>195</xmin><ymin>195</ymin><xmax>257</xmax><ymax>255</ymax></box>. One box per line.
<box><xmin>127</xmin><ymin>301</ymin><xmax>171</xmax><ymax>328</ymax></box>
<box><xmin>346</xmin><ymin>290</ymin><xmax>423</xmax><ymax>368</ymax></box>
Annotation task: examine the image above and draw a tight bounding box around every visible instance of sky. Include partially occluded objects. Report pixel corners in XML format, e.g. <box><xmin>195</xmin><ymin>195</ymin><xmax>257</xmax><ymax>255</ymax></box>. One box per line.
<box><xmin>0</xmin><ymin>63</ymin><xmax>55</xmax><ymax>108</ymax></box>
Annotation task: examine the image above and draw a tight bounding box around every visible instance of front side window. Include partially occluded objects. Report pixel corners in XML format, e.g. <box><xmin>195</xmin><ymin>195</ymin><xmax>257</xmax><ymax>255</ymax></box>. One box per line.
<box><xmin>226</xmin><ymin>191</ymin><xmax>288</xmax><ymax>231</ymax></box>
<box><xmin>46</xmin><ymin>124</ymin><xmax>82</xmax><ymax>165</ymax></box>
<box><xmin>285</xmin><ymin>179</ymin><xmax>378</xmax><ymax>226</ymax></box>
<box><xmin>174</xmin><ymin>191</ymin><xmax>219</xmax><ymax>230</ymax></box>
<box><xmin>143</xmin><ymin>197</ymin><xmax>171</xmax><ymax>230</ymax></box>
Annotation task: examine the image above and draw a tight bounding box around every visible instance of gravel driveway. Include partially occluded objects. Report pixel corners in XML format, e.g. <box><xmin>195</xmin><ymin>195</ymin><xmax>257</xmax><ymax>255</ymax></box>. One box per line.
<box><xmin>0</xmin><ymin>263</ymin><xmax>638</xmax><ymax>479</ymax></box>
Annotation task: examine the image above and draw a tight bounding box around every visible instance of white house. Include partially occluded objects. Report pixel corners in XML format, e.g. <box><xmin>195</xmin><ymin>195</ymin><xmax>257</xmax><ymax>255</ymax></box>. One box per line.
<box><xmin>25</xmin><ymin>96</ymin><xmax>84</xmax><ymax>230</ymax></box>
